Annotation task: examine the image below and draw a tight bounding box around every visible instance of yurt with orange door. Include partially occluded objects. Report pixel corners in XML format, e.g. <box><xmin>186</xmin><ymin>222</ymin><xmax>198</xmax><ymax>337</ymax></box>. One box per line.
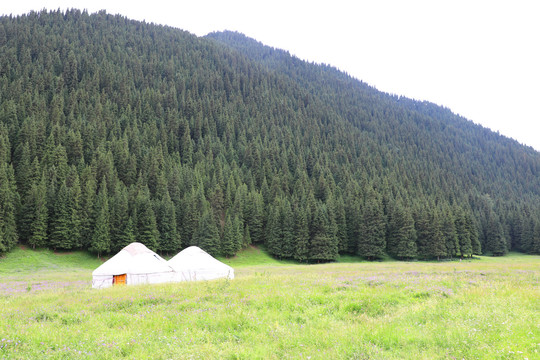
<box><xmin>92</xmin><ymin>242</ymin><xmax>175</xmax><ymax>289</ymax></box>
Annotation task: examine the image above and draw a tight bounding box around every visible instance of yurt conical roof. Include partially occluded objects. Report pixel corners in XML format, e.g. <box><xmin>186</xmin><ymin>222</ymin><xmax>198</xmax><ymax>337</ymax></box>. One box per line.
<box><xmin>92</xmin><ymin>242</ymin><xmax>173</xmax><ymax>276</ymax></box>
<box><xmin>168</xmin><ymin>246</ymin><xmax>234</xmax><ymax>280</ymax></box>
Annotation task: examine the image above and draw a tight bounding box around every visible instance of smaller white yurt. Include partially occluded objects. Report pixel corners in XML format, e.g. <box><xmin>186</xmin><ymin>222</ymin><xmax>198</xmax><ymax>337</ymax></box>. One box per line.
<box><xmin>92</xmin><ymin>242</ymin><xmax>175</xmax><ymax>289</ymax></box>
<box><xmin>168</xmin><ymin>246</ymin><xmax>234</xmax><ymax>282</ymax></box>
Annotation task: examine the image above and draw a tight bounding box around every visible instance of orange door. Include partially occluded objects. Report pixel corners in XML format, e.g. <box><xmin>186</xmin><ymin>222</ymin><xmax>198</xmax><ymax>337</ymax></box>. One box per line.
<box><xmin>113</xmin><ymin>274</ymin><xmax>127</xmax><ymax>285</ymax></box>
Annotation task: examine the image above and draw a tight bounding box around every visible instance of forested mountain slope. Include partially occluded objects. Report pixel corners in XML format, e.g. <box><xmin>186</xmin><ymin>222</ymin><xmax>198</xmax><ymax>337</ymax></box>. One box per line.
<box><xmin>0</xmin><ymin>10</ymin><xmax>539</xmax><ymax>260</ymax></box>
<box><xmin>208</xmin><ymin>31</ymin><xmax>540</xmax><ymax>198</ymax></box>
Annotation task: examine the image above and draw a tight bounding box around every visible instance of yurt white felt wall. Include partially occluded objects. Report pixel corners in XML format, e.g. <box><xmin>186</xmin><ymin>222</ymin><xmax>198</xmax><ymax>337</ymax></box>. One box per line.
<box><xmin>92</xmin><ymin>242</ymin><xmax>175</xmax><ymax>289</ymax></box>
<box><xmin>168</xmin><ymin>246</ymin><xmax>234</xmax><ymax>282</ymax></box>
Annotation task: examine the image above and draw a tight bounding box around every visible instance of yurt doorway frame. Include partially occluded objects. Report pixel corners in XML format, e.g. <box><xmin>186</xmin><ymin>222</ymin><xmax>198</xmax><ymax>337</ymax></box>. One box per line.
<box><xmin>113</xmin><ymin>274</ymin><xmax>127</xmax><ymax>285</ymax></box>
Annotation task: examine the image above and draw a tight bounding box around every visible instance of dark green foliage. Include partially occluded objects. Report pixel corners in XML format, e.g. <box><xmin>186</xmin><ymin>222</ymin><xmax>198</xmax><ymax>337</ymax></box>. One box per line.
<box><xmin>293</xmin><ymin>203</ymin><xmax>310</xmax><ymax>262</ymax></box>
<box><xmin>245</xmin><ymin>191</ymin><xmax>264</xmax><ymax>244</ymax></box>
<box><xmin>414</xmin><ymin>209</ymin><xmax>432</xmax><ymax>259</ymax></box>
<box><xmin>49</xmin><ymin>181</ymin><xmax>73</xmax><ymax>250</ymax></box>
<box><xmin>222</xmin><ymin>213</ymin><xmax>242</xmax><ymax>258</ymax></box>
<box><xmin>333</xmin><ymin>196</ymin><xmax>348</xmax><ymax>254</ymax></box>
<box><xmin>427</xmin><ymin>211</ymin><xmax>446</xmax><ymax>260</ymax></box>
<box><xmin>416</xmin><ymin>207</ymin><xmax>464</xmax><ymax>260</ymax></box>
<box><xmin>485</xmin><ymin>214</ymin><xmax>507</xmax><ymax>256</ymax></box>
<box><xmin>67</xmin><ymin>171</ymin><xmax>82</xmax><ymax>248</ymax></box>
<box><xmin>134</xmin><ymin>187</ymin><xmax>159</xmax><ymax>251</ymax></box>
<box><xmin>193</xmin><ymin>208</ymin><xmax>221</xmax><ymax>257</ymax></box>
<box><xmin>441</xmin><ymin>210</ymin><xmax>459</xmax><ymax>258</ymax></box>
<box><xmin>345</xmin><ymin>196</ymin><xmax>362</xmax><ymax>254</ymax></box>
<box><xmin>532</xmin><ymin>222</ymin><xmax>540</xmax><ymax>254</ymax></box>
<box><xmin>90</xmin><ymin>182</ymin><xmax>110</xmax><ymax>256</ymax></box>
<box><xmin>387</xmin><ymin>203</ymin><xmax>417</xmax><ymax>260</ymax></box>
<box><xmin>221</xmin><ymin>214</ymin><xmax>236</xmax><ymax>258</ymax></box>
<box><xmin>509</xmin><ymin>213</ymin><xmax>524</xmax><ymax>251</ymax></box>
<box><xmin>310</xmin><ymin>203</ymin><xmax>339</xmax><ymax>262</ymax></box>
<box><xmin>0</xmin><ymin>124</ymin><xmax>11</xmax><ymax>165</ymax></box>
<box><xmin>265</xmin><ymin>198</ymin><xmax>297</xmax><ymax>259</ymax></box>
<box><xmin>455</xmin><ymin>211</ymin><xmax>473</xmax><ymax>258</ymax></box>
<box><xmin>0</xmin><ymin>10</ymin><xmax>538</xmax><ymax>260</ymax></box>
<box><xmin>109</xmin><ymin>184</ymin><xmax>131</xmax><ymax>252</ymax></box>
<box><xmin>280</xmin><ymin>199</ymin><xmax>295</xmax><ymax>259</ymax></box>
<box><xmin>358</xmin><ymin>197</ymin><xmax>386</xmax><ymax>260</ymax></box>
<box><xmin>466</xmin><ymin>214</ymin><xmax>481</xmax><ymax>256</ymax></box>
<box><xmin>156</xmin><ymin>192</ymin><xmax>181</xmax><ymax>254</ymax></box>
<box><xmin>14</xmin><ymin>142</ymin><xmax>36</xmax><ymax>198</ymax></box>
<box><xmin>25</xmin><ymin>174</ymin><xmax>48</xmax><ymax>249</ymax></box>
<box><xmin>79</xmin><ymin>169</ymin><xmax>97</xmax><ymax>248</ymax></box>
<box><xmin>265</xmin><ymin>204</ymin><xmax>282</xmax><ymax>257</ymax></box>
<box><xmin>243</xmin><ymin>223</ymin><xmax>252</xmax><ymax>248</ymax></box>
<box><xmin>0</xmin><ymin>163</ymin><xmax>19</xmax><ymax>253</ymax></box>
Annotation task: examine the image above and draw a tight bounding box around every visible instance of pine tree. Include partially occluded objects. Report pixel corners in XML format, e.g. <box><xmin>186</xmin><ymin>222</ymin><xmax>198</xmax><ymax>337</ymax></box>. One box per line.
<box><xmin>427</xmin><ymin>211</ymin><xmax>446</xmax><ymax>261</ymax></box>
<box><xmin>68</xmin><ymin>173</ymin><xmax>82</xmax><ymax>248</ymax></box>
<box><xmin>180</xmin><ymin>120</ymin><xmax>193</xmax><ymax>166</ymax></box>
<box><xmin>280</xmin><ymin>199</ymin><xmax>295</xmax><ymax>259</ymax></box>
<box><xmin>90</xmin><ymin>181</ymin><xmax>111</xmax><ymax>257</ymax></box>
<box><xmin>265</xmin><ymin>204</ymin><xmax>282</xmax><ymax>257</ymax></box>
<box><xmin>466</xmin><ymin>213</ymin><xmax>481</xmax><ymax>256</ymax></box>
<box><xmin>63</xmin><ymin>50</ymin><xmax>78</xmax><ymax>91</ymax></box>
<box><xmin>455</xmin><ymin>211</ymin><xmax>472</xmax><ymax>258</ymax></box>
<box><xmin>135</xmin><ymin>187</ymin><xmax>159</xmax><ymax>251</ymax></box>
<box><xmin>156</xmin><ymin>192</ymin><xmax>181</xmax><ymax>254</ymax></box>
<box><xmin>234</xmin><ymin>215</ymin><xmax>245</xmax><ymax>251</ymax></box>
<box><xmin>387</xmin><ymin>204</ymin><xmax>417</xmax><ymax>260</ymax></box>
<box><xmin>221</xmin><ymin>213</ymin><xmax>237</xmax><ymax>258</ymax></box>
<box><xmin>532</xmin><ymin>221</ymin><xmax>540</xmax><ymax>254</ymax></box>
<box><xmin>0</xmin><ymin>164</ymin><xmax>19</xmax><ymax>253</ymax></box>
<box><xmin>26</xmin><ymin>174</ymin><xmax>48</xmax><ymax>249</ymax></box>
<box><xmin>521</xmin><ymin>217</ymin><xmax>535</xmax><ymax>253</ymax></box>
<box><xmin>310</xmin><ymin>203</ymin><xmax>338</xmax><ymax>262</ymax></box>
<box><xmin>183</xmin><ymin>185</ymin><xmax>206</xmax><ymax>247</ymax></box>
<box><xmin>334</xmin><ymin>195</ymin><xmax>348</xmax><ymax>254</ymax></box>
<box><xmin>509</xmin><ymin>212</ymin><xmax>524</xmax><ymax>251</ymax></box>
<box><xmin>441</xmin><ymin>210</ymin><xmax>459</xmax><ymax>259</ymax></box>
<box><xmin>232</xmin><ymin>183</ymin><xmax>249</xmax><ymax>226</ymax></box>
<box><xmin>243</xmin><ymin>223</ymin><xmax>252</xmax><ymax>249</ymax></box>
<box><xmin>14</xmin><ymin>142</ymin><xmax>34</xmax><ymax>199</ymax></box>
<box><xmin>49</xmin><ymin>181</ymin><xmax>72</xmax><ymax>250</ymax></box>
<box><xmin>123</xmin><ymin>217</ymin><xmax>137</xmax><ymax>248</ymax></box>
<box><xmin>0</xmin><ymin>125</ymin><xmax>10</xmax><ymax>166</ymax></box>
<box><xmin>1</xmin><ymin>100</ymin><xmax>18</xmax><ymax>145</ymax></box>
<box><xmin>414</xmin><ymin>209</ymin><xmax>431</xmax><ymax>259</ymax></box>
<box><xmin>358</xmin><ymin>198</ymin><xmax>386</xmax><ymax>260</ymax></box>
<box><xmin>18</xmin><ymin>158</ymin><xmax>40</xmax><ymax>243</ymax></box>
<box><xmin>345</xmin><ymin>196</ymin><xmax>362</xmax><ymax>254</ymax></box>
<box><xmin>79</xmin><ymin>168</ymin><xmax>97</xmax><ymax>247</ymax></box>
<box><xmin>486</xmin><ymin>215</ymin><xmax>507</xmax><ymax>256</ymax></box>
<box><xmin>193</xmin><ymin>208</ymin><xmax>221</xmax><ymax>256</ymax></box>
<box><xmin>293</xmin><ymin>203</ymin><xmax>310</xmax><ymax>262</ymax></box>
<box><xmin>245</xmin><ymin>191</ymin><xmax>264</xmax><ymax>244</ymax></box>
<box><xmin>110</xmin><ymin>184</ymin><xmax>131</xmax><ymax>252</ymax></box>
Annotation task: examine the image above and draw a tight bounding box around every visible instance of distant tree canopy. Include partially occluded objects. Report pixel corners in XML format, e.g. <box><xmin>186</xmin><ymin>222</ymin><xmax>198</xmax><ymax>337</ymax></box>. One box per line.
<box><xmin>0</xmin><ymin>10</ymin><xmax>539</xmax><ymax>259</ymax></box>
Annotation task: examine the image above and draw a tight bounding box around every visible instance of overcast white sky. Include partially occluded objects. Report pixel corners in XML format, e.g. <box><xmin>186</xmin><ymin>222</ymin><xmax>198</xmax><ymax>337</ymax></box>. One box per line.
<box><xmin>3</xmin><ymin>1</ymin><xmax>540</xmax><ymax>150</ymax></box>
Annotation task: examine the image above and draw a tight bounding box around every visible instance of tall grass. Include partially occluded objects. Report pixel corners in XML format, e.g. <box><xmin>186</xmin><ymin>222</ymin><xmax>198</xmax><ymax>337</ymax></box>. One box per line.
<box><xmin>0</xmin><ymin>247</ymin><xmax>538</xmax><ymax>359</ymax></box>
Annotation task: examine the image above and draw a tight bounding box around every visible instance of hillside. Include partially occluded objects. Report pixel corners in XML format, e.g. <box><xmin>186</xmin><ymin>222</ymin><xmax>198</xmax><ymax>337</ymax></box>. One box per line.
<box><xmin>0</xmin><ymin>9</ymin><xmax>539</xmax><ymax>261</ymax></box>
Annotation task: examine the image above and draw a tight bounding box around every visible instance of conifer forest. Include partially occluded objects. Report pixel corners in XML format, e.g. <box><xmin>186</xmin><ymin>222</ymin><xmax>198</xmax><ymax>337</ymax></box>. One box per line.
<box><xmin>1</xmin><ymin>10</ymin><xmax>539</xmax><ymax>260</ymax></box>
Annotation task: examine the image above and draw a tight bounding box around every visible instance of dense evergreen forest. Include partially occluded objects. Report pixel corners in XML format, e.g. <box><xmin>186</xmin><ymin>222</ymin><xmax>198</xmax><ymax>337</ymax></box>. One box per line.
<box><xmin>1</xmin><ymin>9</ymin><xmax>539</xmax><ymax>260</ymax></box>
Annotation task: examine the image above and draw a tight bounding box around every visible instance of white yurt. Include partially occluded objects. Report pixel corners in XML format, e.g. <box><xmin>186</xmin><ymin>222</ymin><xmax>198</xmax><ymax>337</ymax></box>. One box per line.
<box><xmin>168</xmin><ymin>246</ymin><xmax>234</xmax><ymax>282</ymax></box>
<box><xmin>92</xmin><ymin>242</ymin><xmax>175</xmax><ymax>289</ymax></box>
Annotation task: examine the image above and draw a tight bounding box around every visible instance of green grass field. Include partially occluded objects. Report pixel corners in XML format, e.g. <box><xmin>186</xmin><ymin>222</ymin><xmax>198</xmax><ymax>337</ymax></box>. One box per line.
<box><xmin>0</xmin><ymin>246</ymin><xmax>539</xmax><ymax>359</ymax></box>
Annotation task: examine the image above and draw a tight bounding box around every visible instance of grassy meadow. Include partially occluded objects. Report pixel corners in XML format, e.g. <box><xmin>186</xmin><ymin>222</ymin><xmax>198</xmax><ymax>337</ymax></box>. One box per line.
<box><xmin>0</xmin><ymin>247</ymin><xmax>539</xmax><ymax>359</ymax></box>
